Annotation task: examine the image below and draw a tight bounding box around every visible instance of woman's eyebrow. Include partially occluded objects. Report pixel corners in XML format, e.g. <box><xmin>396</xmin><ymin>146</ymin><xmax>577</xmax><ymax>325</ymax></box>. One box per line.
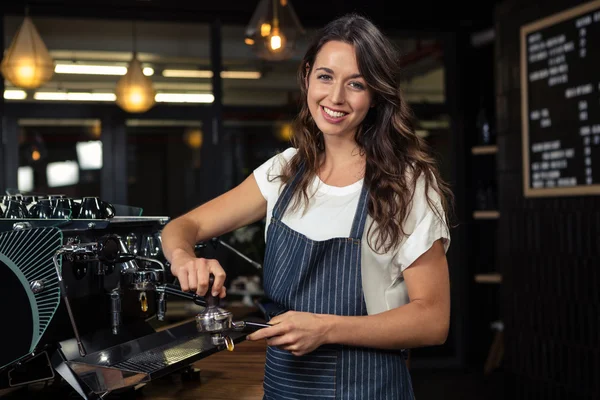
<box><xmin>315</xmin><ymin>67</ymin><xmax>362</xmax><ymax>79</ymax></box>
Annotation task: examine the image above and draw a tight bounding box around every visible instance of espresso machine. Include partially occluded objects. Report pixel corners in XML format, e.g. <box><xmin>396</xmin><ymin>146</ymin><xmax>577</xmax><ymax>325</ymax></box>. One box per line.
<box><xmin>0</xmin><ymin>193</ymin><xmax>269</xmax><ymax>399</ymax></box>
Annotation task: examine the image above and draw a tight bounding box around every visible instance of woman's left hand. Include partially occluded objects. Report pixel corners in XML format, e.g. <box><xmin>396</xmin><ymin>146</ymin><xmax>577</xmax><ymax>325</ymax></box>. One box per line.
<box><xmin>246</xmin><ymin>311</ymin><xmax>331</xmax><ymax>356</ymax></box>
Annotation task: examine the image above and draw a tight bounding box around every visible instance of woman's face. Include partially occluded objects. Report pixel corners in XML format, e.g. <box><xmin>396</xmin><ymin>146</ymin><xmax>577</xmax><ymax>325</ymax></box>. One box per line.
<box><xmin>306</xmin><ymin>40</ymin><xmax>374</xmax><ymax>141</ymax></box>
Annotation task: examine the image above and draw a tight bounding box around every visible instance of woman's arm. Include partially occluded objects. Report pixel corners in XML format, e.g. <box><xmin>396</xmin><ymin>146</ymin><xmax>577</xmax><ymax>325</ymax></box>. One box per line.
<box><xmin>327</xmin><ymin>238</ymin><xmax>450</xmax><ymax>347</ymax></box>
<box><xmin>247</xmin><ymin>239</ymin><xmax>450</xmax><ymax>355</ymax></box>
<box><xmin>161</xmin><ymin>173</ymin><xmax>267</xmax><ymax>296</ymax></box>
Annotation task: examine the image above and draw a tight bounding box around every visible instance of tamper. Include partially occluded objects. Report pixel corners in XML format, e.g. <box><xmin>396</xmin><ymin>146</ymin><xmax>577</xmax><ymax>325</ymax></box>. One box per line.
<box><xmin>195</xmin><ymin>275</ymin><xmax>235</xmax><ymax>350</ymax></box>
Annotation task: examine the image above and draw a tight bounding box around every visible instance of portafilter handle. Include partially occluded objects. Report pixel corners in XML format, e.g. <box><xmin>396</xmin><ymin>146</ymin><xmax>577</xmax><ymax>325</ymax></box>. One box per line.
<box><xmin>231</xmin><ymin>321</ymin><xmax>272</xmax><ymax>331</ymax></box>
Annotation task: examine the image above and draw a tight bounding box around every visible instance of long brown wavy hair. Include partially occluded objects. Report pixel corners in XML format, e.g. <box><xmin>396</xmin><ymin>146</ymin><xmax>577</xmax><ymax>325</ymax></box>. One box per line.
<box><xmin>276</xmin><ymin>13</ymin><xmax>454</xmax><ymax>253</ymax></box>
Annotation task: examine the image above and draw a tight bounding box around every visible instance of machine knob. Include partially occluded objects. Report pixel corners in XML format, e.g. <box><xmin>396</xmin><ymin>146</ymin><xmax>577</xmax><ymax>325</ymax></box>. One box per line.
<box><xmin>98</xmin><ymin>235</ymin><xmax>136</xmax><ymax>264</ymax></box>
<box><xmin>29</xmin><ymin>280</ymin><xmax>45</xmax><ymax>294</ymax></box>
<box><xmin>99</xmin><ymin>236</ymin><xmax>120</xmax><ymax>264</ymax></box>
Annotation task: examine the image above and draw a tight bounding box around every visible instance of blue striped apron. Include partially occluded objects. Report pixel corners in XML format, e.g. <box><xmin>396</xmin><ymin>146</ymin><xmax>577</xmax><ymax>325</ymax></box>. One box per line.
<box><xmin>261</xmin><ymin>168</ymin><xmax>414</xmax><ymax>399</ymax></box>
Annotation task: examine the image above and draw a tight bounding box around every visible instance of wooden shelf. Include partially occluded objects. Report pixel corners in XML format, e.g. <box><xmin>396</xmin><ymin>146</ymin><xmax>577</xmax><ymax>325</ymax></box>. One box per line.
<box><xmin>473</xmin><ymin>210</ymin><xmax>500</xmax><ymax>219</ymax></box>
<box><xmin>475</xmin><ymin>272</ymin><xmax>502</xmax><ymax>284</ymax></box>
<box><xmin>471</xmin><ymin>145</ymin><xmax>498</xmax><ymax>155</ymax></box>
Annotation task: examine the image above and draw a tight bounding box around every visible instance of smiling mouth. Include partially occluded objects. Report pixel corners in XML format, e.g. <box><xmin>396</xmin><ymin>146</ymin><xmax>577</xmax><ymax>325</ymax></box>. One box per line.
<box><xmin>322</xmin><ymin>106</ymin><xmax>348</xmax><ymax>118</ymax></box>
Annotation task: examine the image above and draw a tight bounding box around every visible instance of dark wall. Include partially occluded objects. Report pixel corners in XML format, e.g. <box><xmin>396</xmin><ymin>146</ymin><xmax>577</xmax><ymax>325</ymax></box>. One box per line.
<box><xmin>495</xmin><ymin>0</ymin><xmax>600</xmax><ymax>398</ymax></box>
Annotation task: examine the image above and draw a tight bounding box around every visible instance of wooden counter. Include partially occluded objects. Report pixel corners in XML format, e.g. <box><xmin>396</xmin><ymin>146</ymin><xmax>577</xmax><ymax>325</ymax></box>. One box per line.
<box><xmin>138</xmin><ymin>338</ymin><xmax>267</xmax><ymax>400</ymax></box>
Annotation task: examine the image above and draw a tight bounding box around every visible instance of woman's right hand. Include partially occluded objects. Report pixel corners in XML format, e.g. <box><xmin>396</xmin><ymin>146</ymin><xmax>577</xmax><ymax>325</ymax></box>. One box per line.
<box><xmin>170</xmin><ymin>249</ymin><xmax>227</xmax><ymax>298</ymax></box>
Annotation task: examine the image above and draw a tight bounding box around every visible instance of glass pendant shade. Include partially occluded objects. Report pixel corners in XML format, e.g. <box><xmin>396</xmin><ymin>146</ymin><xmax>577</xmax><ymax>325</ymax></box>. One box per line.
<box><xmin>245</xmin><ymin>0</ymin><xmax>305</xmax><ymax>61</ymax></box>
<box><xmin>115</xmin><ymin>54</ymin><xmax>156</xmax><ymax>113</ymax></box>
<box><xmin>0</xmin><ymin>16</ymin><xmax>54</xmax><ymax>89</ymax></box>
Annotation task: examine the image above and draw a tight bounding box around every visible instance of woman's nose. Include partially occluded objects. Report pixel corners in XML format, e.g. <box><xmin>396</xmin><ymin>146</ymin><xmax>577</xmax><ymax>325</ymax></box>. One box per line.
<box><xmin>329</xmin><ymin>82</ymin><xmax>345</xmax><ymax>104</ymax></box>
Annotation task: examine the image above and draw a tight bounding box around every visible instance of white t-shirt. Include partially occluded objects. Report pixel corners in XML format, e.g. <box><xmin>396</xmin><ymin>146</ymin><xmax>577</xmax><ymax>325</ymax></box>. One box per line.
<box><xmin>253</xmin><ymin>147</ymin><xmax>450</xmax><ymax>315</ymax></box>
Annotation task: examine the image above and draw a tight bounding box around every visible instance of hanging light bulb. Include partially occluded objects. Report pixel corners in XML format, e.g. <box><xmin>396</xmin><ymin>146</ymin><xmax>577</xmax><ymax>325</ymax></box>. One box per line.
<box><xmin>269</xmin><ymin>27</ymin><xmax>286</xmax><ymax>52</ymax></box>
<box><xmin>115</xmin><ymin>54</ymin><xmax>155</xmax><ymax>113</ymax></box>
<box><xmin>115</xmin><ymin>22</ymin><xmax>155</xmax><ymax>113</ymax></box>
<box><xmin>245</xmin><ymin>0</ymin><xmax>305</xmax><ymax>61</ymax></box>
<box><xmin>1</xmin><ymin>15</ymin><xmax>54</xmax><ymax>89</ymax></box>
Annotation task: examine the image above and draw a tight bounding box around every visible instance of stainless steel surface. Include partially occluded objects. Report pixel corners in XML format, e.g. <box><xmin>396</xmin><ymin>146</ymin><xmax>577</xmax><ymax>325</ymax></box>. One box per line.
<box><xmin>13</xmin><ymin>221</ymin><xmax>32</xmax><ymax>230</ymax></box>
<box><xmin>110</xmin><ymin>216</ymin><xmax>170</xmax><ymax>224</ymax></box>
<box><xmin>115</xmin><ymin>235</ymin><xmax>139</xmax><ymax>274</ymax></box>
<box><xmin>70</xmin><ymin>364</ymin><xmax>146</xmax><ymax>395</ymax></box>
<box><xmin>110</xmin><ymin>290</ymin><xmax>121</xmax><ymax>335</ymax></box>
<box><xmin>110</xmin><ymin>337</ymin><xmax>208</xmax><ymax>373</ymax></box>
<box><xmin>196</xmin><ymin>306</ymin><xmax>232</xmax><ymax>333</ymax></box>
<box><xmin>29</xmin><ymin>279</ymin><xmax>45</xmax><ymax>294</ymax></box>
<box><xmin>211</xmin><ymin>333</ymin><xmax>226</xmax><ymax>347</ymax></box>
<box><xmin>65</xmin><ymin>320</ymin><xmax>247</xmax><ymax>394</ymax></box>
<box><xmin>124</xmin><ymin>233</ymin><xmax>138</xmax><ymax>255</ymax></box>
<box><xmin>122</xmin><ymin>269</ymin><xmax>164</xmax><ymax>291</ymax></box>
<box><xmin>157</xmin><ymin>292</ymin><xmax>167</xmax><ymax>321</ymax></box>
<box><xmin>135</xmin><ymin>255</ymin><xmax>165</xmax><ymax>272</ymax></box>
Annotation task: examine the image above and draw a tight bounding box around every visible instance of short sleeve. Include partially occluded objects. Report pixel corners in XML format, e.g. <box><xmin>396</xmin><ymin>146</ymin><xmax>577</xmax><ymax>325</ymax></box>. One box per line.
<box><xmin>253</xmin><ymin>147</ymin><xmax>297</xmax><ymax>202</ymax></box>
<box><xmin>394</xmin><ymin>172</ymin><xmax>451</xmax><ymax>272</ymax></box>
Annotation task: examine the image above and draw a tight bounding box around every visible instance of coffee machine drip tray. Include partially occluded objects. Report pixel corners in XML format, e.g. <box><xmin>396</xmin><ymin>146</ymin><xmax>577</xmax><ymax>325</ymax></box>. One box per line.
<box><xmin>64</xmin><ymin>320</ymin><xmax>246</xmax><ymax>394</ymax></box>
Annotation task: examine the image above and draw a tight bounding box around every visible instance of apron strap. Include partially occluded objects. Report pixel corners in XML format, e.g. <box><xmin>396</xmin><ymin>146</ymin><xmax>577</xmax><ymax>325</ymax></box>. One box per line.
<box><xmin>349</xmin><ymin>182</ymin><xmax>370</xmax><ymax>240</ymax></box>
<box><xmin>272</xmin><ymin>162</ymin><xmax>305</xmax><ymax>220</ymax></box>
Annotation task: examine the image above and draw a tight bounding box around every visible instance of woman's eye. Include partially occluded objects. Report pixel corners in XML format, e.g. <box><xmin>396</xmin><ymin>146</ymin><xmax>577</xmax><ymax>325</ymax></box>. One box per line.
<box><xmin>350</xmin><ymin>82</ymin><xmax>365</xmax><ymax>90</ymax></box>
<box><xmin>317</xmin><ymin>74</ymin><xmax>332</xmax><ymax>81</ymax></box>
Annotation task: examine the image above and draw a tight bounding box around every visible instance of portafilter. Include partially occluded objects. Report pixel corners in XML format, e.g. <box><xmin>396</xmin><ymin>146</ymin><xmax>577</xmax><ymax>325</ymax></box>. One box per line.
<box><xmin>195</xmin><ymin>274</ymin><xmax>271</xmax><ymax>351</ymax></box>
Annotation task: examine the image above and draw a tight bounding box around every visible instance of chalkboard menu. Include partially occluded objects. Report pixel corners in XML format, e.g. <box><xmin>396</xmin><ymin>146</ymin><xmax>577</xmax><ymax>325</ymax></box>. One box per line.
<box><xmin>521</xmin><ymin>0</ymin><xmax>600</xmax><ymax>197</ymax></box>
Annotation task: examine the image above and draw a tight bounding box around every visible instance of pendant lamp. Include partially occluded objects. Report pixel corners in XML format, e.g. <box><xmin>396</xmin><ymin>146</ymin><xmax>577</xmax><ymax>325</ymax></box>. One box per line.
<box><xmin>1</xmin><ymin>15</ymin><xmax>54</xmax><ymax>89</ymax></box>
<box><xmin>115</xmin><ymin>22</ymin><xmax>155</xmax><ymax>113</ymax></box>
<box><xmin>245</xmin><ymin>0</ymin><xmax>305</xmax><ymax>61</ymax></box>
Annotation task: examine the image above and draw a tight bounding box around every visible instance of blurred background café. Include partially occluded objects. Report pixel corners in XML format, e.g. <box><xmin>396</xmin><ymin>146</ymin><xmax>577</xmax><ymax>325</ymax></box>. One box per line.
<box><xmin>0</xmin><ymin>0</ymin><xmax>598</xmax><ymax>399</ymax></box>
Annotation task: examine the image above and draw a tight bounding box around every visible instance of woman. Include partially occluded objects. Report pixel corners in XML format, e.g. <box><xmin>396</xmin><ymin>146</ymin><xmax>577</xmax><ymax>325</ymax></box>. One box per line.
<box><xmin>161</xmin><ymin>13</ymin><xmax>453</xmax><ymax>399</ymax></box>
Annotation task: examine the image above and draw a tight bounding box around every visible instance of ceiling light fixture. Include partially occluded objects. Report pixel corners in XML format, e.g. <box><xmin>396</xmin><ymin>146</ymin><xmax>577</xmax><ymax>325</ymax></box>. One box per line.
<box><xmin>162</xmin><ymin>69</ymin><xmax>261</xmax><ymax>79</ymax></box>
<box><xmin>0</xmin><ymin>13</ymin><xmax>55</xmax><ymax>89</ymax></box>
<box><xmin>245</xmin><ymin>0</ymin><xmax>305</xmax><ymax>61</ymax></box>
<box><xmin>155</xmin><ymin>93</ymin><xmax>214</xmax><ymax>103</ymax></box>
<box><xmin>4</xmin><ymin>90</ymin><xmax>27</xmax><ymax>100</ymax></box>
<box><xmin>221</xmin><ymin>70</ymin><xmax>262</xmax><ymax>79</ymax></box>
<box><xmin>30</xmin><ymin>91</ymin><xmax>213</xmax><ymax>103</ymax></box>
<box><xmin>162</xmin><ymin>69</ymin><xmax>212</xmax><ymax>79</ymax></box>
<box><xmin>115</xmin><ymin>21</ymin><xmax>156</xmax><ymax>113</ymax></box>
<box><xmin>54</xmin><ymin>63</ymin><xmax>154</xmax><ymax>76</ymax></box>
<box><xmin>33</xmin><ymin>92</ymin><xmax>116</xmax><ymax>101</ymax></box>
